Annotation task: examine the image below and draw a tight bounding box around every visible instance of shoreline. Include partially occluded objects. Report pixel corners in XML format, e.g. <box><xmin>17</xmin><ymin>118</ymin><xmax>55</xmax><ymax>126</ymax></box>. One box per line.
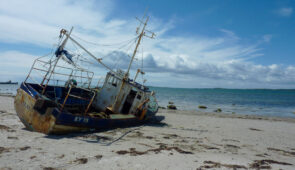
<box><xmin>1</xmin><ymin>95</ymin><xmax>295</xmax><ymax>169</ymax></box>
<box><xmin>0</xmin><ymin>93</ymin><xmax>15</xmax><ymax>97</ymax></box>
<box><xmin>160</xmin><ymin>109</ymin><xmax>295</xmax><ymax>123</ymax></box>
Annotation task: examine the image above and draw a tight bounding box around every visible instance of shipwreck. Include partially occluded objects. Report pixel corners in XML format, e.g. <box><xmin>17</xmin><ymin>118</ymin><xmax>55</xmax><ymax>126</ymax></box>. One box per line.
<box><xmin>14</xmin><ymin>16</ymin><xmax>159</xmax><ymax>134</ymax></box>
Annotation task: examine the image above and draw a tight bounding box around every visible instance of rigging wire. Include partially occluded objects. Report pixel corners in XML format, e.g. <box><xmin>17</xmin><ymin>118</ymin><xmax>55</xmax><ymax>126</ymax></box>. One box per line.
<box><xmin>141</xmin><ymin>40</ymin><xmax>145</xmax><ymax>85</ymax></box>
<box><xmin>71</xmin><ymin>34</ymin><xmax>138</xmax><ymax>47</ymax></box>
<box><xmin>65</xmin><ymin>34</ymin><xmax>142</xmax><ymax>74</ymax></box>
<box><xmin>111</xmin><ymin>36</ymin><xmax>138</xmax><ymax>71</ymax></box>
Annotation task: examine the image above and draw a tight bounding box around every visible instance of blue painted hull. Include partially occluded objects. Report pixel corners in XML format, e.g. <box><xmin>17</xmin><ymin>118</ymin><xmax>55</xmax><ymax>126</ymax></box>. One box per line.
<box><xmin>14</xmin><ymin>82</ymin><xmax>157</xmax><ymax>134</ymax></box>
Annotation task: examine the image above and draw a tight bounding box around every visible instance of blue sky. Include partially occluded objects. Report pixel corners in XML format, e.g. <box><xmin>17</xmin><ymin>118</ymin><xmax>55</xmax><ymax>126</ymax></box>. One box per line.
<box><xmin>0</xmin><ymin>0</ymin><xmax>295</xmax><ymax>88</ymax></box>
<box><xmin>115</xmin><ymin>0</ymin><xmax>295</xmax><ymax>65</ymax></box>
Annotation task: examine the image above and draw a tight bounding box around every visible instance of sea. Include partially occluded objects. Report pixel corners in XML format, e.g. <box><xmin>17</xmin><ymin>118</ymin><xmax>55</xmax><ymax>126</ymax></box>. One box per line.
<box><xmin>149</xmin><ymin>86</ymin><xmax>295</xmax><ymax>118</ymax></box>
<box><xmin>1</xmin><ymin>84</ymin><xmax>295</xmax><ymax>118</ymax></box>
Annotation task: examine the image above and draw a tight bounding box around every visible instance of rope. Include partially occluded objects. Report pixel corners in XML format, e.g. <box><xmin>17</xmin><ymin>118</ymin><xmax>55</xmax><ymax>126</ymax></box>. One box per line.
<box><xmin>111</xmin><ymin>37</ymin><xmax>138</xmax><ymax>70</ymax></box>
<box><xmin>71</xmin><ymin>34</ymin><xmax>138</xmax><ymax>47</ymax></box>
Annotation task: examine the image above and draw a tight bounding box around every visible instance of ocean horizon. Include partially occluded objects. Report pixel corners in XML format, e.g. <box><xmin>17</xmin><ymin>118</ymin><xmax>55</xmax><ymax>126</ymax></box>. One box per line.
<box><xmin>1</xmin><ymin>84</ymin><xmax>295</xmax><ymax>118</ymax></box>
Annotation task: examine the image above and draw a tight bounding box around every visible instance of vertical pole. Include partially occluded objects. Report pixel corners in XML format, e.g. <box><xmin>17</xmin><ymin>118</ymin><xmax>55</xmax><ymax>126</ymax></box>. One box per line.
<box><xmin>112</xmin><ymin>16</ymin><xmax>149</xmax><ymax>113</ymax></box>
<box><xmin>25</xmin><ymin>59</ymin><xmax>38</xmax><ymax>83</ymax></box>
<box><xmin>134</xmin><ymin>69</ymin><xmax>140</xmax><ymax>82</ymax></box>
<box><xmin>125</xmin><ymin>16</ymin><xmax>149</xmax><ymax>80</ymax></box>
<box><xmin>40</xmin><ymin>59</ymin><xmax>53</xmax><ymax>86</ymax></box>
<box><xmin>61</xmin><ymin>85</ymin><xmax>72</xmax><ymax>111</ymax></box>
<box><xmin>42</xmin><ymin>27</ymin><xmax>74</xmax><ymax>95</ymax></box>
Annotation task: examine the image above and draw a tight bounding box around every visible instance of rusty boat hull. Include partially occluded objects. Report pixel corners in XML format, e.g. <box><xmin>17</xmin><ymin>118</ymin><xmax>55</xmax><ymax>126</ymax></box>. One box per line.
<box><xmin>14</xmin><ymin>83</ymin><xmax>156</xmax><ymax>134</ymax></box>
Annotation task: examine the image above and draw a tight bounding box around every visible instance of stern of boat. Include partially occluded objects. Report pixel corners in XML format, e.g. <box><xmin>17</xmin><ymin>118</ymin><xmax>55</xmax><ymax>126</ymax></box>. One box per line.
<box><xmin>14</xmin><ymin>83</ymin><xmax>56</xmax><ymax>134</ymax></box>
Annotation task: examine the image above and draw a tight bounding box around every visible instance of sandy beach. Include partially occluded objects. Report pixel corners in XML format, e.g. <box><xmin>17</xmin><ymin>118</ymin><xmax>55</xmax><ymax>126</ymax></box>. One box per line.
<box><xmin>1</xmin><ymin>95</ymin><xmax>295</xmax><ymax>170</ymax></box>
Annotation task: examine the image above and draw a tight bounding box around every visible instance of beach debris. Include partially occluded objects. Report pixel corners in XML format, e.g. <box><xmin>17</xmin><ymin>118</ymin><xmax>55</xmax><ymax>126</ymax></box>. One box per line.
<box><xmin>127</xmin><ymin>131</ymin><xmax>154</xmax><ymax>139</ymax></box>
<box><xmin>249</xmin><ymin>128</ymin><xmax>262</xmax><ymax>131</ymax></box>
<box><xmin>19</xmin><ymin>146</ymin><xmax>31</xmax><ymax>151</ymax></box>
<box><xmin>214</xmin><ymin>108</ymin><xmax>222</xmax><ymax>112</ymax></box>
<box><xmin>0</xmin><ymin>110</ymin><xmax>6</xmax><ymax>113</ymax></box>
<box><xmin>198</xmin><ymin>105</ymin><xmax>207</xmax><ymax>109</ymax></box>
<box><xmin>78</xmin><ymin>134</ymin><xmax>112</xmax><ymax>142</ymax></box>
<box><xmin>95</xmin><ymin>154</ymin><xmax>103</xmax><ymax>160</ymax></box>
<box><xmin>255</xmin><ymin>153</ymin><xmax>270</xmax><ymax>158</ymax></box>
<box><xmin>43</xmin><ymin>167</ymin><xmax>57</xmax><ymax>170</ymax></box>
<box><xmin>167</xmin><ymin>104</ymin><xmax>177</xmax><ymax>110</ymax></box>
<box><xmin>116</xmin><ymin>144</ymin><xmax>193</xmax><ymax>156</ymax></box>
<box><xmin>225</xmin><ymin>144</ymin><xmax>240</xmax><ymax>149</ymax></box>
<box><xmin>198</xmin><ymin>144</ymin><xmax>220</xmax><ymax>150</ymax></box>
<box><xmin>73</xmin><ymin>158</ymin><xmax>88</xmax><ymax>164</ymax></box>
<box><xmin>145</xmin><ymin>136</ymin><xmax>154</xmax><ymax>139</ymax></box>
<box><xmin>56</xmin><ymin>154</ymin><xmax>65</xmax><ymax>159</ymax></box>
<box><xmin>198</xmin><ymin>160</ymin><xmax>247</xmax><ymax>169</ymax></box>
<box><xmin>0</xmin><ymin>147</ymin><xmax>11</xmax><ymax>154</ymax></box>
<box><xmin>221</xmin><ymin>139</ymin><xmax>240</xmax><ymax>143</ymax></box>
<box><xmin>224</xmin><ymin>144</ymin><xmax>240</xmax><ymax>153</ymax></box>
<box><xmin>128</xmin><ymin>131</ymin><xmax>144</xmax><ymax>138</ymax></box>
<box><xmin>267</xmin><ymin>147</ymin><xmax>295</xmax><ymax>156</ymax></box>
<box><xmin>162</xmin><ymin>133</ymin><xmax>179</xmax><ymax>139</ymax></box>
<box><xmin>7</xmin><ymin>136</ymin><xmax>18</xmax><ymax>140</ymax></box>
<box><xmin>137</xmin><ymin>143</ymin><xmax>154</xmax><ymax>148</ymax></box>
<box><xmin>0</xmin><ymin>124</ymin><xmax>11</xmax><ymax>130</ymax></box>
<box><xmin>0</xmin><ymin>167</ymin><xmax>12</xmax><ymax>170</ymax></box>
<box><xmin>249</xmin><ymin>159</ymin><xmax>292</xmax><ymax>169</ymax></box>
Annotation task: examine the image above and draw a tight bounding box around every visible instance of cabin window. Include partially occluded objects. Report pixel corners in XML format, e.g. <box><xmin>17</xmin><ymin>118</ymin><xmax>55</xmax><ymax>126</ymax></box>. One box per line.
<box><xmin>137</xmin><ymin>94</ymin><xmax>141</xmax><ymax>100</ymax></box>
<box><xmin>108</xmin><ymin>77</ymin><xmax>113</xmax><ymax>84</ymax></box>
<box><xmin>112</xmin><ymin>78</ymin><xmax>117</xmax><ymax>87</ymax></box>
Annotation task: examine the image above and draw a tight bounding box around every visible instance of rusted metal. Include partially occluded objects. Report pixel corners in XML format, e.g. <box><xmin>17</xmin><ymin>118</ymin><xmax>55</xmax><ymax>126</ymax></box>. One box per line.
<box><xmin>61</xmin><ymin>85</ymin><xmax>73</xmax><ymax>111</ymax></box>
<box><xmin>139</xmin><ymin>109</ymin><xmax>147</xmax><ymax>120</ymax></box>
<box><xmin>14</xmin><ymin>89</ymin><xmax>56</xmax><ymax>134</ymax></box>
<box><xmin>84</xmin><ymin>91</ymin><xmax>96</xmax><ymax>115</ymax></box>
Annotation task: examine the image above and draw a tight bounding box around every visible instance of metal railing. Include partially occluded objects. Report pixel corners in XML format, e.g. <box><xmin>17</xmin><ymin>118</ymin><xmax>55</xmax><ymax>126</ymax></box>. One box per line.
<box><xmin>25</xmin><ymin>55</ymin><xmax>96</xmax><ymax>114</ymax></box>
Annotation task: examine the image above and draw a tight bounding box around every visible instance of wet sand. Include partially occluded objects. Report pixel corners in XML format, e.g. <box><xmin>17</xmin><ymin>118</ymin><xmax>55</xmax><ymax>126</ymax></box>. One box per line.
<box><xmin>1</xmin><ymin>95</ymin><xmax>295</xmax><ymax>169</ymax></box>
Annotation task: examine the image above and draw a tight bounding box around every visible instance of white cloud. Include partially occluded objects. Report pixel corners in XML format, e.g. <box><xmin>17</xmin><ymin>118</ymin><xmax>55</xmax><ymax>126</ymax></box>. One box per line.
<box><xmin>0</xmin><ymin>0</ymin><xmax>294</xmax><ymax>88</ymax></box>
<box><xmin>0</xmin><ymin>51</ymin><xmax>36</xmax><ymax>68</ymax></box>
<box><xmin>0</xmin><ymin>51</ymin><xmax>37</xmax><ymax>81</ymax></box>
<box><xmin>276</xmin><ymin>7</ymin><xmax>293</xmax><ymax>17</ymax></box>
<box><xmin>263</xmin><ymin>34</ymin><xmax>272</xmax><ymax>43</ymax></box>
<box><xmin>220</xmin><ymin>29</ymin><xmax>240</xmax><ymax>41</ymax></box>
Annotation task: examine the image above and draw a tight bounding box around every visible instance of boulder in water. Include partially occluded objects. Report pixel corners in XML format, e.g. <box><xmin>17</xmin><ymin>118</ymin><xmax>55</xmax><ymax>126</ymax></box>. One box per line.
<box><xmin>168</xmin><ymin>101</ymin><xmax>174</xmax><ymax>104</ymax></box>
<box><xmin>167</xmin><ymin>105</ymin><xmax>177</xmax><ymax>110</ymax></box>
<box><xmin>198</xmin><ymin>105</ymin><xmax>207</xmax><ymax>109</ymax></box>
<box><xmin>214</xmin><ymin>108</ymin><xmax>222</xmax><ymax>112</ymax></box>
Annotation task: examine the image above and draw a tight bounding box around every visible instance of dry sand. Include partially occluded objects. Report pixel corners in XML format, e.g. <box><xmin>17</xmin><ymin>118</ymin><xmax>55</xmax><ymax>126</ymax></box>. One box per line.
<box><xmin>1</xmin><ymin>95</ymin><xmax>295</xmax><ymax>169</ymax></box>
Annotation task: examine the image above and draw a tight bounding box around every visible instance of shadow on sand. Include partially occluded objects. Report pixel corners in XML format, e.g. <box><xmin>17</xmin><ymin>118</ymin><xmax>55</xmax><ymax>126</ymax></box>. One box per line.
<box><xmin>43</xmin><ymin>116</ymin><xmax>167</xmax><ymax>146</ymax></box>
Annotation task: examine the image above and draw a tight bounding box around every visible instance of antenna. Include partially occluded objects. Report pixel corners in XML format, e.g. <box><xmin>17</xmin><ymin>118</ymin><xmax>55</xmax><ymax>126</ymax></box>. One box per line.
<box><xmin>112</xmin><ymin>12</ymin><xmax>156</xmax><ymax>113</ymax></box>
<box><xmin>125</xmin><ymin>11</ymin><xmax>155</xmax><ymax>79</ymax></box>
<box><xmin>136</xmin><ymin>7</ymin><xmax>149</xmax><ymax>34</ymax></box>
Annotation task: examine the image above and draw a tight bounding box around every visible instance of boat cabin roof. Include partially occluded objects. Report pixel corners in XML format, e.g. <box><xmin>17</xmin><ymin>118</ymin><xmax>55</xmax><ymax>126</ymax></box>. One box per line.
<box><xmin>107</xmin><ymin>72</ymin><xmax>150</xmax><ymax>92</ymax></box>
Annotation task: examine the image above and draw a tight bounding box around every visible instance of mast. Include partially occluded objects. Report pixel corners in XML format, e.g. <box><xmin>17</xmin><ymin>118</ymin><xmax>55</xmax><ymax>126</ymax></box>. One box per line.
<box><xmin>125</xmin><ymin>16</ymin><xmax>149</xmax><ymax>79</ymax></box>
<box><xmin>111</xmin><ymin>14</ymin><xmax>155</xmax><ymax>113</ymax></box>
<box><xmin>42</xmin><ymin>27</ymin><xmax>73</xmax><ymax>94</ymax></box>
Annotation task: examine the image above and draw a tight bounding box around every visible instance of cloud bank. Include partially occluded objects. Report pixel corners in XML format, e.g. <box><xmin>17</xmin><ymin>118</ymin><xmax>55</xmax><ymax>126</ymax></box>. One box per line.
<box><xmin>275</xmin><ymin>7</ymin><xmax>293</xmax><ymax>17</ymax></box>
<box><xmin>0</xmin><ymin>0</ymin><xmax>294</xmax><ymax>88</ymax></box>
